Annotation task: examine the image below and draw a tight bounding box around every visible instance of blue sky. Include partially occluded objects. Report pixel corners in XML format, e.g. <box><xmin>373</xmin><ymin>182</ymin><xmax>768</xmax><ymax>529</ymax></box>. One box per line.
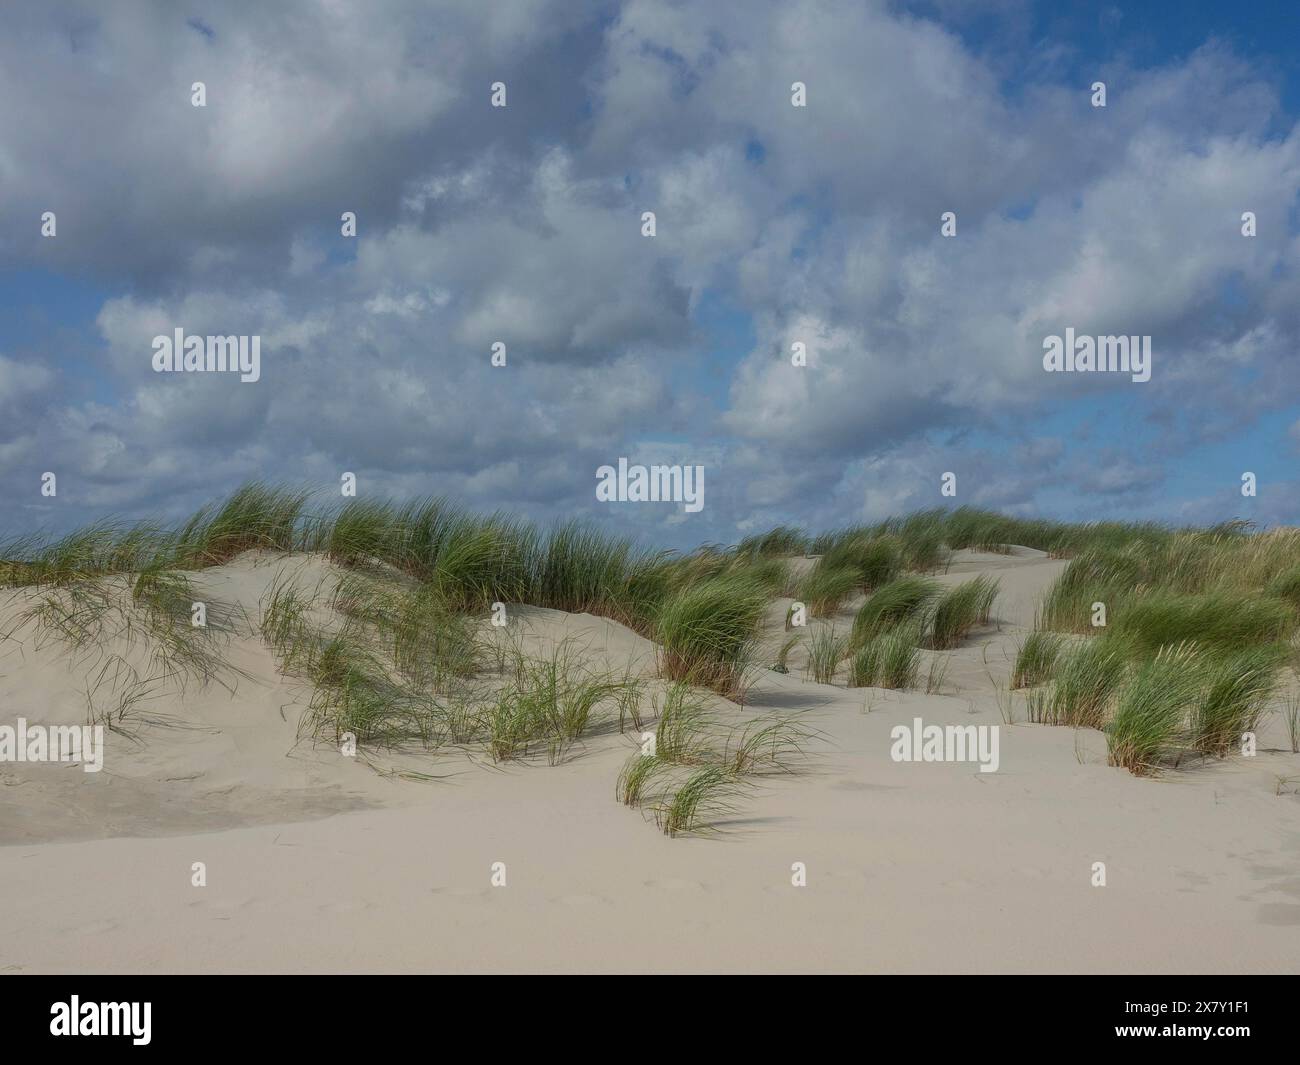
<box><xmin>2</xmin><ymin>0</ymin><xmax>1300</xmax><ymax>548</ymax></box>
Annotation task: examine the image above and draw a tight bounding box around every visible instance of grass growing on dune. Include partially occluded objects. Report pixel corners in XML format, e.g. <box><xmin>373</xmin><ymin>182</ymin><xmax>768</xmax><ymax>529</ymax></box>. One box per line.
<box><xmin>655</xmin><ymin>573</ymin><xmax>767</xmax><ymax>697</ymax></box>
<box><xmin>616</xmin><ymin>752</ymin><xmax>668</xmax><ymax>806</ymax></box>
<box><xmin>264</xmin><ymin>571</ymin><xmax>449</xmax><ymax>748</ymax></box>
<box><xmin>820</xmin><ymin>534</ymin><xmax>901</xmax><ymax>591</ymax></box>
<box><xmin>724</xmin><ymin>715</ymin><xmax>814</xmax><ymax>775</ymax></box>
<box><xmin>849</xmin><ymin>575</ymin><xmax>938</xmax><ymax>646</ymax></box>
<box><xmin>532</xmin><ymin>520</ymin><xmax>636</xmax><ymax>614</ymax></box>
<box><xmin>278</xmin><ymin>576</ymin><xmax>634</xmax><ymax>760</ymax></box>
<box><xmin>1187</xmin><ymin>647</ymin><xmax>1283</xmax><ymax>758</ymax></box>
<box><xmin>175</xmin><ymin>483</ymin><xmax>310</xmax><ymax>566</ymax></box>
<box><xmin>431</xmin><ymin>516</ymin><xmax>535</xmax><ymax>610</ymax></box>
<box><xmin>323</xmin><ymin>498</ymin><xmax>405</xmax><ymax>568</ymax></box>
<box><xmin>1264</xmin><ymin>566</ymin><xmax>1300</xmax><ymax>613</ymax></box>
<box><xmin>942</xmin><ymin>507</ymin><xmax>1021</xmax><ymax>554</ymax></box>
<box><xmin>797</xmin><ymin>562</ymin><xmax>860</xmax><ymax>617</ymax></box>
<box><xmin>393</xmin><ymin>592</ymin><xmax>481</xmax><ymax>691</ymax></box>
<box><xmin>0</xmin><ymin>522</ymin><xmax>170</xmax><ymax>587</ymax></box>
<box><xmin>772</xmin><ymin>632</ymin><xmax>802</xmax><ymax>674</ymax></box>
<box><xmin>736</xmin><ymin>526</ymin><xmax>809</xmax><ymax>559</ymax></box>
<box><xmin>652</xmin><ymin>682</ymin><xmax>716</xmax><ymax>765</ymax></box>
<box><xmin>733</xmin><ymin>555</ymin><xmax>790</xmax><ymax>596</ymax></box>
<box><xmin>654</xmin><ymin>766</ymin><xmax>743</xmax><ymax>837</ymax></box>
<box><xmin>974</xmin><ymin>575</ymin><xmax>998</xmax><ymax>623</ymax></box>
<box><xmin>928</xmin><ymin>579</ymin><xmax>981</xmax><ymax>650</ymax></box>
<box><xmin>1024</xmin><ymin>617</ymin><xmax>1289</xmax><ymax>773</ymax></box>
<box><xmin>1027</xmin><ymin>638</ymin><xmax>1125</xmax><ymax>729</ymax></box>
<box><xmin>449</xmin><ymin>638</ymin><xmax>627</xmax><ymax>762</ymax></box>
<box><xmin>813</xmin><ymin>519</ymin><xmax>945</xmax><ymax>575</ymax></box>
<box><xmin>805</xmin><ymin>626</ymin><xmax>847</xmax><ymax>684</ymax></box>
<box><xmin>131</xmin><ymin>565</ymin><xmax>197</xmax><ymax>619</ymax></box>
<box><xmin>615</xmin><ymin>683</ymin><xmax>816</xmax><ymax>835</ymax></box>
<box><xmin>892</xmin><ymin>512</ymin><xmax>950</xmax><ymax>571</ymax></box>
<box><xmin>1106</xmin><ymin>645</ymin><xmax>1202</xmax><ymax>775</ymax></box>
<box><xmin>81</xmin><ymin>659</ymin><xmax>165</xmax><ymax>736</ymax></box>
<box><xmin>0</xmin><ymin>483</ymin><xmax>313</xmax><ymax>588</ymax></box>
<box><xmin>1011</xmin><ymin>631</ymin><xmax>1064</xmax><ymax>689</ymax></box>
<box><xmin>133</xmin><ymin>571</ymin><xmax>241</xmax><ymax>689</ymax></box>
<box><xmin>18</xmin><ymin>483</ymin><xmax>1300</xmax><ymax>796</ymax></box>
<box><xmin>615</xmin><ymin>676</ymin><xmax>647</xmax><ymax>733</ymax></box>
<box><xmin>1285</xmin><ymin>694</ymin><xmax>1300</xmax><ymax>754</ymax></box>
<box><xmin>1036</xmin><ymin>546</ymin><xmax>1143</xmax><ymax>633</ymax></box>
<box><xmin>927</xmin><ymin>576</ymin><xmax>998</xmax><ymax>650</ymax></box>
<box><xmin>1030</xmin><ymin>532</ymin><xmax>1300</xmax><ymax>767</ymax></box>
<box><xmin>1038</xmin><ymin>528</ymin><xmax>1300</xmax><ymax>635</ymax></box>
<box><xmin>259</xmin><ymin>573</ymin><xmax>321</xmax><ymax>669</ymax></box>
<box><xmin>331</xmin><ymin>571</ymin><xmax>481</xmax><ymax>693</ymax></box>
<box><xmin>2</xmin><ymin>492</ymin><xmax>1262</xmax><ymax>604</ymax></box>
<box><xmin>322</xmin><ymin>501</ymin><xmax>652</xmax><ymax>621</ymax></box>
<box><xmin>849</xmin><ymin>622</ymin><xmax>921</xmax><ymax>689</ymax></box>
<box><xmin>1107</xmin><ymin>591</ymin><xmax>1294</xmax><ymax>658</ymax></box>
<box><xmin>924</xmin><ymin>651</ymin><xmax>950</xmax><ymax>695</ymax></box>
<box><xmin>0</xmin><ymin>564</ymin><xmax>240</xmax><ymax>693</ymax></box>
<box><xmin>301</xmin><ymin>625</ymin><xmax>444</xmax><ymax>747</ymax></box>
<box><xmin>3</xmin><ymin>579</ymin><xmax>118</xmax><ymax>655</ymax></box>
<box><xmin>522</xmin><ymin>511</ymin><xmax>669</xmax><ymax>624</ymax></box>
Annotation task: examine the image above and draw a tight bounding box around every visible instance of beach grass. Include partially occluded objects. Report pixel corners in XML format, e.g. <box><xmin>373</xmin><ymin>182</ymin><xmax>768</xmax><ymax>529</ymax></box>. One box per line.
<box><xmin>805</xmin><ymin>625</ymin><xmax>847</xmax><ymax>684</ymax></box>
<box><xmin>1284</xmin><ymin>693</ymin><xmax>1300</xmax><ymax>754</ymax></box>
<box><xmin>1027</xmin><ymin>637</ymin><xmax>1126</xmax><ymax>729</ymax></box>
<box><xmin>849</xmin><ymin>575</ymin><xmax>938</xmax><ymax>646</ymax></box>
<box><xmin>654</xmin><ymin>766</ymin><xmax>743</xmax><ymax>837</ymax></box>
<box><xmin>928</xmin><ymin>576</ymin><xmax>998</xmax><ymax>650</ymax></box>
<box><xmin>724</xmin><ymin>715</ymin><xmax>815</xmax><ymax>775</ymax></box>
<box><xmin>655</xmin><ymin>573</ymin><xmax>767</xmax><ymax>697</ymax></box>
<box><xmin>1011</xmin><ymin>631</ymin><xmax>1064</xmax><ymax>689</ymax></box>
<box><xmin>1107</xmin><ymin>591</ymin><xmax>1294</xmax><ymax>658</ymax></box>
<box><xmin>798</xmin><ymin>562</ymin><xmax>861</xmax><ymax>617</ymax></box>
<box><xmin>820</xmin><ymin>534</ymin><xmax>902</xmax><ymax>591</ymax></box>
<box><xmin>616</xmin><ymin>751</ymin><xmax>667</xmax><ymax>806</ymax></box>
<box><xmin>1188</xmin><ymin>646</ymin><xmax>1283</xmax><ymax>758</ymax></box>
<box><xmin>849</xmin><ymin>622</ymin><xmax>922</xmax><ymax>689</ymax></box>
<box><xmin>1107</xmin><ymin>644</ymin><xmax>1203</xmax><ymax>774</ymax></box>
<box><xmin>653</xmin><ymin>682</ymin><xmax>716</xmax><ymax>765</ymax></box>
<box><xmin>736</xmin><ymin>525</ymin><xmax>809</xmax><ymax>559</ymax></box>
<box><xmin>773</xmin><ymin>631</ymin><xmax>802</xmax><ymax>674</ymax></box>
<box><xmin>12</xmin><ymin>482</ymin><xmax>1300</xmax><ymax>798</ymax></box>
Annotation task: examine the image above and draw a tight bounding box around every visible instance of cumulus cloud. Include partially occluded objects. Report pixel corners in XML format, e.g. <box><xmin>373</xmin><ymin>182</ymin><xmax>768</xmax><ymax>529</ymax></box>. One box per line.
<box><xmin>2</xmin><ymin>0</ymin><xmax>1298</xmax><ymax>541</ymax></box>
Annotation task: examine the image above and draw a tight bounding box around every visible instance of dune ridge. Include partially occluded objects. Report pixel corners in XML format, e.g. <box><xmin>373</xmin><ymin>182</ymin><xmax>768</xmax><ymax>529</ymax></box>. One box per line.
<box><xmin>2</xmin><ymin>490</ymin><xmax>1299</xmax><ymax>972</ymax></box>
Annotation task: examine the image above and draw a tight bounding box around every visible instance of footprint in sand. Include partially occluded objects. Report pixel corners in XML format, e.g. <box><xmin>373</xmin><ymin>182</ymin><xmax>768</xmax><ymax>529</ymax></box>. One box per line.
<box><xmin>1175</xmin><ymin>869</ymin><xmax>1211</xmax><ymax>892</ymax></box>
<box><xmin>437</xmin><ymin>887</ymin><xmax>494</xmax><ymax>903</ymax></box>
<box><xmin>317</xmin><ymin>898</ymin><xmax>374</xmax><ymax>915</ymax></box>
<box><xmin>642</xmin><ymin>877</ymin><xmax>709</xmax><ymax>893</ymax></box>
<box><xmin>549</xmin><ymin>893</ymin><xmax>611</xmax><ymax>907</ymax></box>
<box><xmin>761</xmin><ymin>869</ymin><xmax>869</xmax><ymax>893</ymax></box>
<box><xmin>1257</xmin><ymin>902</ymin><xmax>1300</xmax><ymax>926</ymax></box>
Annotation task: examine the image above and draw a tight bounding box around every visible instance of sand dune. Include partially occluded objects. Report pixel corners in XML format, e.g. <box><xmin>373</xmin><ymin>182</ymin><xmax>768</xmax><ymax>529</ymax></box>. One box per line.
<box><xmin>1</xmin><ymin>548</ymin><xmax>1298</xmax><ymax>973</ymax></box>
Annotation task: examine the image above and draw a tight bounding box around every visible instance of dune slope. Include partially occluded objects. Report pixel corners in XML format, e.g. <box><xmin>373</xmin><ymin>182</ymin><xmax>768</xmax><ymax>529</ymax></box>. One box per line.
<box><xmin>1</xmin><ymin>548</ymin><xmax>1298</xmax><ymax>973</ymax></box>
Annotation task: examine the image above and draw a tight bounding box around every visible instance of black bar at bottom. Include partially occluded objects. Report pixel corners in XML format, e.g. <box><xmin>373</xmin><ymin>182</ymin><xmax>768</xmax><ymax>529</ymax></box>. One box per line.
<box><xmin>1</xmin><ymin>975</ymin><xmax>1294</xmax><ymax>1051</ymax></box>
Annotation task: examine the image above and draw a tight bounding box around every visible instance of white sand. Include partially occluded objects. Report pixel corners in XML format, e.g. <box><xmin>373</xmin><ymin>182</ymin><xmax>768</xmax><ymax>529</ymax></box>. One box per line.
<box><xmin>2</xmin><ymin>549</ymin><xmax>1298</xmax><ymax>973</ymax></box>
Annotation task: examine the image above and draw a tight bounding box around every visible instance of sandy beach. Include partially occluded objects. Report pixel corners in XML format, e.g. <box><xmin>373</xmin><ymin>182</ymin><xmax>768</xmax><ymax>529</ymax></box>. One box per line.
<box><xmin>3</xmin><ymin>545</ymin><xmax>1296</xmax><ymax>974</ymax></box>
